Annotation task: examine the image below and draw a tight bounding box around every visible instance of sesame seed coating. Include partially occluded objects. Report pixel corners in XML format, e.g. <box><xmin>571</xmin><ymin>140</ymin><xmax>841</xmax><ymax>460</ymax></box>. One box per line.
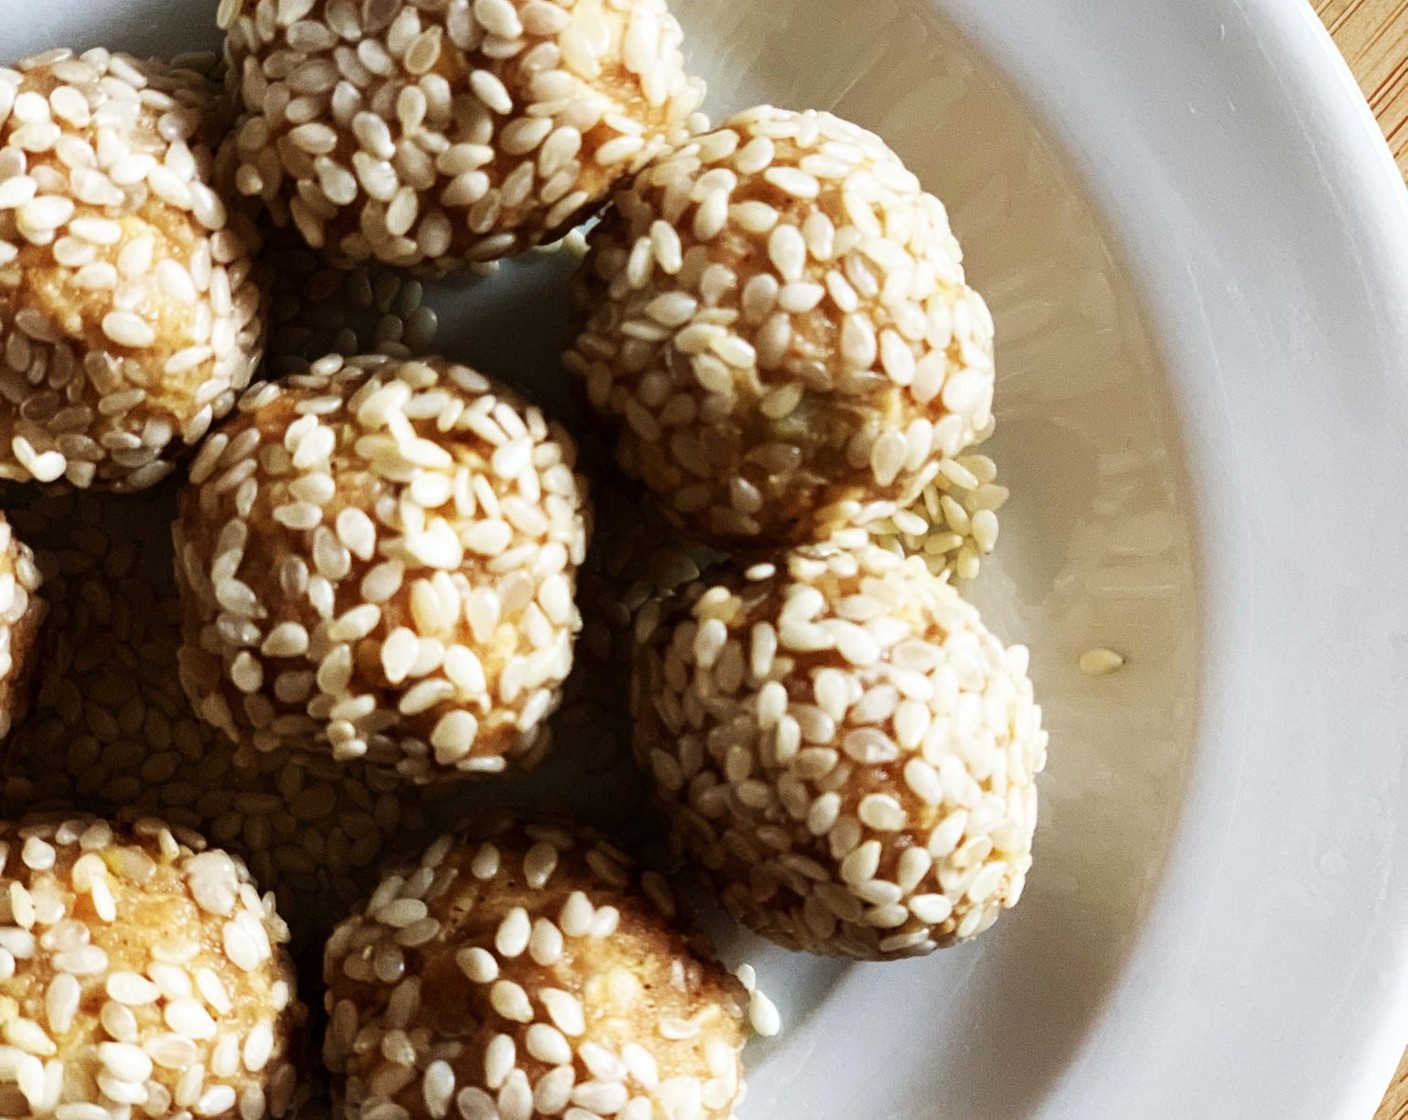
<box><xmin>859</xmin><ymin>441</ymin><xmax>1005</xmax><ymax>582</ymax></box>
<box><xmin>324</xmin><ymin>819</ymin><xmax>748</xmax><ymax>1120</ymax></box>
<box><xmin>566</xmin><ymin>105</ymin><xmax>995</xmax><ymax>550</ymax></box>
<box><xmin>174</xmin><ymin>354</ymin><xmax>589</xmax><ymax>782</ymax></box>
<box><xmin>261</xmin><ymin>227</ymin><xmax>451</xmax><ymax>376</ymax></box>
<box><xmin>633</xmin><ymin>543</ymin><xmax>1046</xmax><ymax>959</ymax></box>
<box><xmin>0</xmin><ymin>512</ymin><xmax>45</xmax><ymax>743</ymax></box>
<box><xmin>0</xmin><ymin>49</ymin><xmax>266</xmax><ymax>491</ymax></box>
<box><xmin>224</xmin><ymin>0</ymin><xmax>706</xmax><ymax>271</ymax></box>
<box><xmin>0</xmin><ymin>813</ymin><xmax>302</xmax><ymax>1120</ymax></box>
<box><xmin>0</xmin><ymin>485</ymin><xmax>450</xmax><ymax>956</ymax></box>
<box><xmin>556</xmin><ymin>451</ymin><xmax>711</xmax><ymax>771</ymax></box>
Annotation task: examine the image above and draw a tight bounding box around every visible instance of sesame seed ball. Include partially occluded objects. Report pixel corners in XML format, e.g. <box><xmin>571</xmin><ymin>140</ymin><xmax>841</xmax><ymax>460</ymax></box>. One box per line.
<box><xmin>0</xmin><ymin>49</ymin><xmax>266</xmax><ymax>491</ymax></box>
<box><xmin>0</xmin><ymin>813</ymin><xmax>303</xmax><ymax>1119</ymax></box>
<box><xmin>174</xmin><ymin>354</ymin><xmax>589</xmax><ymax>782</ymax></box>
<box><xmin>566</xmin><ymin>105</ymin><xmax>995</xmax><ymax>550</ymax></box>
<box><xmin>223</xmin><ymin>0</ymin><xmax>707</xmax><ymax>271</ymax></box>
<box><xmin>323</xmin><ymin>819</ymin><xmax>749</xmax><ymax>1120</ymax></box>
<box><xmin>1</xmin><ymin>485</ymin><xmax>449</xmax><ymax>956</ymax></box>
<box><xmin>632</xmin><ymin>543</ymin><xmax>1047</xmax><ymax>959</ymax></box>
<box><xmin>0</xmin><ymin>512</ymin><xmax>45</xmax><ymax>741</ymax></box>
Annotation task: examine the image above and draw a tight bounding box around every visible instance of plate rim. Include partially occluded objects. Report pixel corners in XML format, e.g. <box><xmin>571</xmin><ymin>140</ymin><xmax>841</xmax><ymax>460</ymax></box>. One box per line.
<box><xmin>930</xmin><ymin>0</ymin><xmax>1408</xmax><ymax>1114</ymax></box>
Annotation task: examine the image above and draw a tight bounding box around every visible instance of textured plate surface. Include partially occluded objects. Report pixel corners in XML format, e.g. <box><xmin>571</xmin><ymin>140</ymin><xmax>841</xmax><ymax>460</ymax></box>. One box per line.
<box><xmin>7</xmin><ymin>0</ymin><xmax>1408</xmax><ymax>1117</ymax></box>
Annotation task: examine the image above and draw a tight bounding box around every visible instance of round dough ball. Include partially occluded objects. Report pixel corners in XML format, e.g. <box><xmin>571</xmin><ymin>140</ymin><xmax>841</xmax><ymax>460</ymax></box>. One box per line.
<box><xmin>0</xmin><ymin>814</ymin><xmax>302</xmax><ymax>1119</ymax></box>
<box><xmin>224</xmin><ymin>0</ymin><xmax>706</xmax><ymax>270</ymax></box>
<box><xmin>567</xmin><ymin>105</ymin><xmax>995</xmax><ymax>550</ymax></box>
<box><xmin>1</xmin><ymin>484</ymin><xmax>452</xmax><ymax>958</ymax></box>
<box><xmin>632</xmin><ymin>543</ymin><xmax>1046</xmax><ymax>959</ymax></box>
<box><xmin>323</xmin><ymin>819</ymin><xmax>748</xmax><ymax>1120</ymax></box>
<box><xmin>174</xmin><ymin>354</ymin><xmax>589</xmax><ymax>782</ymax></box>
<box><xmin>0</xmin><ymin>511</ymin><xmax>44</xmax><ymax>741</ymax></box>
<box><xmin>0</xmin><ymin>49</ymin><xmax>266</xmax><ymax>491</ymax></box>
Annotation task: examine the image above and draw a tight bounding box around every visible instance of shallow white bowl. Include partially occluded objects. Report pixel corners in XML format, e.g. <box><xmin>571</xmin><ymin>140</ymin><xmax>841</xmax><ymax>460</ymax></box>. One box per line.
<box><xmin>12</xmin><ymin>0</ymin><xmax>1408</xmax><ymax>1116</ymax></box>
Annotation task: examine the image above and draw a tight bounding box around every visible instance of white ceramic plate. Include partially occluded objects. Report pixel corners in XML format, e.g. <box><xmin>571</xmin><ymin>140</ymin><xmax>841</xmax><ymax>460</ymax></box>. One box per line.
<box><xmin>11</xmin><ymin>0</ymin><xmax>1408</xmax><ymax>1116</ymax></box>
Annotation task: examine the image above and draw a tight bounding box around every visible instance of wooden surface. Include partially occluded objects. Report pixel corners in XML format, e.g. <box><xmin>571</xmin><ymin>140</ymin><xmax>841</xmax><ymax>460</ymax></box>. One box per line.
<box><xmin>1321</xmin><ymin>1</ymin><xmax>1408</xmax><ymax>1112</ymax></box>
<box><xmin>1321</xmin><ymin>0</ymin><xmax>1408</xmax><ymax>176</ymax></box>
<box><xmin>1379</xmin><ymin>1049</ymin><xmax>1408</xmax><ymax>1120</ymax></box>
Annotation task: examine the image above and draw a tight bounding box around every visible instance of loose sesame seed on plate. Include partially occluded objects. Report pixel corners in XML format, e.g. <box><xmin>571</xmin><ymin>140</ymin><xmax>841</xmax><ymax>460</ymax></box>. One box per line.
<box><xmin>1079</xmin><ymin>646</ymin><xmax>1127</xmax><ymax>676</ymax></box>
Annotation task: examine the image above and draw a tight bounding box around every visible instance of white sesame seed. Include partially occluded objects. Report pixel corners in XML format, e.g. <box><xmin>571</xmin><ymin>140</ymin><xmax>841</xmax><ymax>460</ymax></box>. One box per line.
<box><xmin>457</xmin><ymin>1087</ymin><xmax>499</xmax><ymax>1120</ymax></box>
<box><xmin>489</xmin><ymin>979</ymin><xmax>533</xmax><ymax>1022</ymax></box>
<box><xmin>222</xmin><ymin>921</ymin><xmax>261</xmax><ymax>971</ymax></box>
<box><xmin>164</xmin><ymin>998</ymin><xmax>217</xmax><ymax>1041</ymax></box>
<box><xmin>1080</xmin><ymin>647</ymin><xmax>1126</xmax><ymax>676</ymax></box>
<box><xmin>471</xmin><ymin>844</ymin><xmax>501</xmax><ymax>881</ymax></box>
<box><xmin>0</xmin><ymin>176</ymin><xmax>38</xmax><ymax>209</ymax></box>
<box><xmin>494</xmin><ymin>907</ymin><xmax>530</xmax><ymax>958</ymax></box>
<box><xmin>56</xmin><ymin>1106</ymin><xmax>110</xmax><ymax>1120</ymax></box>
<box><xmin>521</xmin><ymin>843</ymin><xmax>558</xmax><ymax>890</ymax></box>
<box><xmin>45</xmin><ymin>974</ymin><xmax>79</xmax><ymax>1035</ymax></box>
<box><xmin>858</xmin><ymin>793</ymin><xmax>908</xmax><ymax>832</ymax></box>
<box><xmin>767</xmin><ymin>224</ymin><xmax>807</xmax><ymax>282</ymax></box>
<box><xmin>20</xmin><ymin>837</ymin><xmax>54</xmax><ymax>871</ymax></box>
<box><xmin>243</xmin><ymin>1021</ymin><xmax>274</xmax><ymax>1073</ymax></box>
<box><xmin>540</xmin><ymin>987</ymin><xmax>584</xmax><ymax>1036</ymax></box>
<box><xmin>524</xmin><ymin>1022</ymin><xmax>571</xmax><ymax>1066</ymax></box>
<box><xmin>456</xmin><ymin>946</ymin><xmax>498</xmax><ymax>984</ymax></box>
<box><xmin>909</xmin><ymin>894</ymin><xmax>954</xmax><ymax>924</ymax></box>
<box><xmin>68</xmin><ymin>216</ymin><xmax>123</xmax><ymax>245</ymax></box>
<box><xmin>101</xmin><ymin>312</ymin><xmax>156</xmax><ymax>348</ymax></box>
<box><xmin>572</xmin><ymin>1081</ymin><xmax>630</xmax><ymax>1115</ymax></box>
<box><xmin>377</xmin><ymin>898</ymin><xmax>429</xmax><ymax>929</ymax></box>
<box><xmin>468</xmin><ymin>70</ymin><xmax>512</xmax><ymax>115</ymax></box>
<box><xmin>98</xmin><ymin>1042</ymin><xmax>153</xmax><ymax>1083</ymax></box>
<box><xmin>558</xmin><ymin>891</ymin><xmax>592</xmax><ymax>938</ymax></box>
<box><xmin>52</xmin><ymin>945</ymin><xmax>108</xmax><ymax>974</ymax></box>
<box><xmin>527</xmin><ymin>919</ymin><xmax>564</xmax><ymax>968</ymax></box>
<box><xmin>106</xmin><ymin>971</ymin><xmax>160</xmax><ymax>1006</ymax></box>
<box><xmin>195</xmin><ymin>1085</ymin><xmax>237</xmax><ymax>1116</ymax></box>
<box><xmin>17</xmin><ymin>194</ymin><xmax>74</xmax><ymax>234</ymax></box>
<box><xmin>483</xmin><ymin>1033</ymin><xmax>515</xmax><ymax>1089</ymax></box>
<box><xmin>749</xmin><ymin>988</ymin><xmax>781</xmax><ymax>1037</ymax></box>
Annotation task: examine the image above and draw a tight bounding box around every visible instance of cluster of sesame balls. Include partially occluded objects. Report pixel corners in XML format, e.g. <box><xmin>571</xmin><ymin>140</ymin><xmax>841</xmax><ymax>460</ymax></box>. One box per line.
<box><xmin>563</xmin><ymin>105</ymin><xmax>1046</xmax><ymax>959</ymax></box>
<box><xmin>0</xmin><ymin>0</ymin><xmax>1050</xmax><ymax>1114</ymax></box>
